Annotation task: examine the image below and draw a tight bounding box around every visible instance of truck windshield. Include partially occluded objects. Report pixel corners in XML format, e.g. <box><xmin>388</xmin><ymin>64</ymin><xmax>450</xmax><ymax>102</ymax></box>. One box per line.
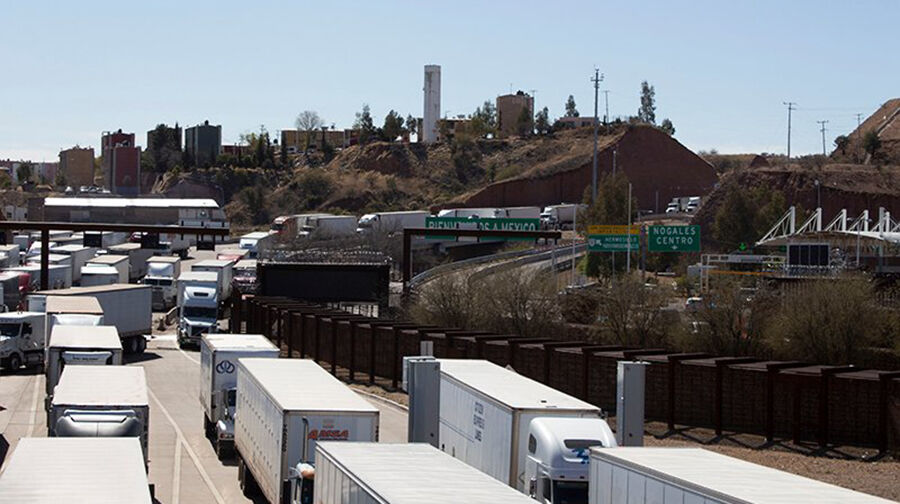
<box><xmin>552</xmin><ymin>480</ymin><xmax>588</xmax><ymax>504</ymax></box>
<box><xmin>183</xmin><ymin>307</ymin><xmax>218</xmax><ymax>319</ymax></box>
<box><xmin>0</xmin><ymin>323</ymin><xmax>20</xmax><ymax>336</ymax></box>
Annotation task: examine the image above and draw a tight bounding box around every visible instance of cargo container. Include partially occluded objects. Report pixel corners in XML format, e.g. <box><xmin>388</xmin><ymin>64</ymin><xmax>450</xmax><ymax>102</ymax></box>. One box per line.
<box><xmin>0</xmin><ymin>437</ymin><xmax>152</xmax><ymax>503</ymax></box>
<box><xmin>46</xmin><ymin>325</ymin><xmax>122</xmax><ymax>397</ymax></box>
<box><xmin>234</xmin><ymin>358</ymin><xmax>379</xmax><ymax>504</ymax></box>
<box><xmin>86</xmin><ymin>254</ymin><xmax>129</xmax><ymax>283</ymax></box>
<box><xmin>199</xmin><ymin>333</ymin><xmax>279</xmax><ymax>459</ymax></box>
<box><xmin>32</xmin><ymin>285</ymin><xmax>151</xmax><ymax>354</ymax></box>
<box><xmin>49</xmin><ymin>366</ymin><xmax>150</xmax><ymax>464</ymax></box>
<box><xmin>108</xmin><ymin>243</ymin><xmax>155</xmax><ymax>281</ymax></box>
<box><xmin>432</xmin><ymin>359</ymin><xmax>616</xmax><ymax>501</ymax></box>
<box><xmin>313</xmin><ymin>442</ymin><xmax>537</xmax><ymax>504</ymax></box>
<box><xmin>588</xmin><ymin>447</ymin><xmax>891</xmax><ymax>504</ymax></box>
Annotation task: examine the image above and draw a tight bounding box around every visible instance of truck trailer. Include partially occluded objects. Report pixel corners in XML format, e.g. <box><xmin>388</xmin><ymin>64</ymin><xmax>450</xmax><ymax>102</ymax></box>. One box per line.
<box><xmin>588</xmin><ymin>447</ymin><xmax>891</xmax><ymax>504</ymax></box>
<box><xmin>108</xmin><ymin>243</ymin><xmax>155</xmax><ymax>281</ymax></box>
<box><xmin>356</xmin><ymin>210</ymin><xmax>430</xmax><ymax>234</ymax></box>
<box><xmin>192</xmin><ymin>259</ymin><xmax>234</xmax><ymax>302</ymax></box>
<box><xmin>234</xmin><ymin>358</ymin><xmax>380</xmax><ymax>504</ymax></box>
<box><xmin>32</xmin><ymin>285</ymin><xmax>151</xmax><ymax>354</ymax></box>
<box><xmin>86</xmin><ymin>254</ymin><xmax>130</xmax><ymax>283</ymax></box>
<box><xmin>49</xmin><ymin>365</ymin><xmax>150</xmax><ymax>464</ymax></box>
<box><xmin>0</xmin><ymin>437</ymin><xmax>152</xmax><ymax>503</ymax></box>
<box><xmin>45</xmin><ymin>325</ymin><xmax>122</xmax><ymax>397</ymax></box>
<box><xmin>177</xmin><ymin>271</ymin><xmax>219</xmax><ymax>347</ymax></box>
<box><xmin>49</xmin><ymin>244</ymin><xmax>96</xmax><ymax>283</ymax></box>
<box><xmin>430</xmin><ymin>359</ymin><xmax>616</xmax><ymax>503</ymax></box>
<box><xmin>144</xmin><ymin>255</ymin><xmax>181</xmax><ymax>309</ymax></box>
<box><xmin>200</xmin><ymin>333</ymin><xmax>279</xmax><ymax>459</ymax></box>
<box><xmin>313</xmin><ymin>442</ymin><xmax>537</xmax><ymax>504</ymax></box>
<box><xmin>239</xmin><ymin>231</ymin><xmax>275</xmax><ymax>258</ymax></box>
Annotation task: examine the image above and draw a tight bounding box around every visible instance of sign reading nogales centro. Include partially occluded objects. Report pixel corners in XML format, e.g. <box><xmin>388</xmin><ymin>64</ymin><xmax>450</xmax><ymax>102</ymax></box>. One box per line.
<box><xmin>648</xmin><ymin>225</ymin><xmax>701</xmax><ymax>252</ymax></box>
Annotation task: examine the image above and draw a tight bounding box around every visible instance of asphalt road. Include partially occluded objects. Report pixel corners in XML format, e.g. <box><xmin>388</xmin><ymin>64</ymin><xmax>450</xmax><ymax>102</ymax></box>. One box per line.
<box><xmin>0</xmin><ymin>245</ymin><xmax>410</xmax><ymax>503</ymax></box>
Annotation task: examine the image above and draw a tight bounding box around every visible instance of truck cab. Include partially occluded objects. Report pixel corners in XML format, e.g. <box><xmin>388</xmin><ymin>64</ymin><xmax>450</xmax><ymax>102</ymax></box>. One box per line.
<box><xmin>525</xmin><ymin>417</ymin><xmax>617</xmax><ymax>504</ymax></box>
<box><xmin>178</xmin><ymin>285</ymin><xmax>219</xmax><ymax>347</ymax></box>
<box><xmin>144</xmin><ymin>258</ymin><xmax>180</xmax><ymax>310</ymax></box>
<box><xmin>0</xmin><ymin>312</ymin><xmax>45</xmax><ymax>370</ymax></box>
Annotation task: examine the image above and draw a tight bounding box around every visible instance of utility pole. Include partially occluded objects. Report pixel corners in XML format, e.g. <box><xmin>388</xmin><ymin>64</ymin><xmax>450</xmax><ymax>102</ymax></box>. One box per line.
<box><xmin>855</xmin><ymin>113</ymin><xmax>863</xmax><ymax>134</ymax></box>
<box><xmin>783</xmin><ymin>102</ymin><xmax>796</xmax><ymax>158</ymax></box>
<box><xmin>591</xmin><ymin>68</ymin><xmax>604</xmax><ymax>202</ymax></box>
<box><xmin>602</xmin><ymin>90</ymin><xmax>610</xmax><ymax>129</ymax></box>
<box><xmin>817</xmin><ymin>120</ymin><xmax>829</xmax><ymax>156</ymax></box>
<box><xmin>529</xmin><ymin>89</ymin><xmax>537</xmax><ymax>134</ymax></box>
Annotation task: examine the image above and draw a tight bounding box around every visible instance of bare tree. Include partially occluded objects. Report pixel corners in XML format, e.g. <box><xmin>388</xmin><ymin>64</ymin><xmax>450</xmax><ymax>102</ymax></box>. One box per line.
<box><xmin>295</xmin><ymin>110</ymin><xmax>324</xmax><ymax>149</ymax></box>
<box><xmin>596</xmin><ymin>277</ymin><xmax>671</xmax><ymax>347</ymax></box>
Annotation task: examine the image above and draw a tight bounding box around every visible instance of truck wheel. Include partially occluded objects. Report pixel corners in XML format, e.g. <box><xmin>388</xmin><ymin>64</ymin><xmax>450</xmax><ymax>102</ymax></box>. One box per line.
<box><xmin>7</xmin><ymin>354</ymin><xmax>21</xmax><ymax>372</ymax></box>
<box><xmin>136</xmin><ymin>336</ymin><xmax>146</xmax><ymax>353</ymax></box>
<box><xmin>215</xmin><ymin>439</ymin><xmax>231</xmax><ymax>460</ymax></box>
<box><xmin>239</xmin><ymin>456</ymin><xmax>258</xmax><ymax>497</ymax></box>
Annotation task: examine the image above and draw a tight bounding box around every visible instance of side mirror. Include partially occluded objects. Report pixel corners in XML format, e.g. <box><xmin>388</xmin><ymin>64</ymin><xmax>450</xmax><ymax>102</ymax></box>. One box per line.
<box><xmin>529</xmin><ymin>477</ymin><xmax>537</xmax><ymax>498</ymax></box>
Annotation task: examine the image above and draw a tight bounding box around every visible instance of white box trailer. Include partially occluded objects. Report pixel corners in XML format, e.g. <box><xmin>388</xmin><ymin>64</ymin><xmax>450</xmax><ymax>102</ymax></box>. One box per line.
<box><xmin>49</xmin><ymin>244</ymin><xmax>96</xmax><ymax>282</ymax></box>
<box><xmin>588</xmin><ymin>447</ymin><xmax>892</xmax><ymax>504</ymax></box>
<box><xmin>7</xmin><ymin>263</ymin><xmax>72</xmax><ymax>290</ymax></box>
<box><xmin>26</xmin><ymin>253</ymin><xmax>73</xmax><ymax>285</ymax></box>
<box><xmin>41</xmin><ymin>295</ymin><xmax>105</xmax><ymax>349</ymax></box>
<box><xmin>239</xmin><ymin>231</ymin><xmax>275</xmax><ymax>258</ymax></box>
<box><xmin>86</xmin><ymin>254</ymin><xmax>129</xmax><ymax>283</ymax></box>
<box><xmin>33</xmin><ymin>284</ymin><xmax>151</xmax><ymax>354</ymax></box>
<box><xmin>145</xmin><ymin>255</ymin><xmax>181</xmax><ymax>309</ymax></box>
<box><xmin>46</xmin><ymin>325</ymin><xmax>122</xmax><ymax>397</ymax></box>
<box><xmin>502</xmin><ymin>206</ymin><xmax>542</xmax><ymax>219</ymax></box>
<box><xmin>234</xmin><ymin>358</ymin><xmax>380</xmax><ymax>504</ymax></box>
<box><xmin>314</xmin><ymin>442</ymin><xmax>537</xmax><ymax>504</ymax></box>
<box><xmin>80</xmin><ymin>265</ymin><xmax>120</xmax><ymax>286</ymax></box>
<box><xmin>200</xmin><ymin>333</ymin><xmax>280</xmax><ymax>458</ymax></box>
<box><xmin>108</xmin><ymin>243</ymin><xmax>154</xmax><ymax>281</ymax></box>
<box><xmin>302</xmin><ymin>215</ymin><xmax>357</xmax><ymax>237</ymax></box>
<box><xmin>356</xmin><ymin>210</ymin><xmax>430</xmax><ymax>234</ymax></box>
<box><xmin>0</xmin><ymin>243</ymin><xmax>21</xmax><ymax>266</ymax></box>
<box><xmin>192</xmin><ymin>259</ymin><xmax>234</xmax><ymax>301</ymax></box>
<box><xmin>49</xmin><ymin>366</ymin><xmax>150</xmax><ymax>464</ymax></box>
<box><xmin>0</xmin><ymin>437</ymin><xmax>152</xmax><ymax>504</ymax></box>
<box><xmin>436</xmin><ymin>359</ymin><xmax>615</xmax><ymax>496</ymax></box>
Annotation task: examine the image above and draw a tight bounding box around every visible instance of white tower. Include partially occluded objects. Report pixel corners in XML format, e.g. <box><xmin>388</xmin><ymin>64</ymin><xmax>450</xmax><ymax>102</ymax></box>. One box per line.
<box><xmin>422</xmin><ymin>65</ymin><xmax>441</xmax><ymax>143</ymax></box>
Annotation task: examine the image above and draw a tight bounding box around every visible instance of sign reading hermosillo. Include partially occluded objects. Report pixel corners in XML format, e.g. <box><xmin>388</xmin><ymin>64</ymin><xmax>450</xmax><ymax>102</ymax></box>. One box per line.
<box><xmin>648</xmin><ymin>225</ymin><xmax>701</xmax><ymax>252</ymax></box>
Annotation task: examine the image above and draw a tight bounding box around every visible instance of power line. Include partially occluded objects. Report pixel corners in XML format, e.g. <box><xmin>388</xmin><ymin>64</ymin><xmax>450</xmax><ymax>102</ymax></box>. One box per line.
<box><xmin>783</xmin><ymin>102</ymin><xmax>796</xmax><ymax>158</ymax></box>
<box><xmin>817</xmin><ymin>120</ymin><xmax>829</xmax><ymax>156</ymax></box>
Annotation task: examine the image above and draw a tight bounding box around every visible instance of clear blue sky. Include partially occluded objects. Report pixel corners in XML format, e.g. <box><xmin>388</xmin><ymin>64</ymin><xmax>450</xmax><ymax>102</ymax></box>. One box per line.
<box><xmin>2</xmin><ymin>1</ymin><xmax>896</xmax><ymax>162</ymax></box>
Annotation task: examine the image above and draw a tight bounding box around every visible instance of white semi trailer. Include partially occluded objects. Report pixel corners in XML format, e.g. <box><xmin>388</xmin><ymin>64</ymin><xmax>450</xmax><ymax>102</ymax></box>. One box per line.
<box><xmin>49</xmin><ymin>366</ymin><xmax>150</xmax><ymax>464</ymax></box>
<box><xmin>46</xmin><ymin>325</ymin><xmax>122</xmax><ymax>397</ymax></box>
<box><xmin>0</xmin><ymin>437</ymin><xmax>152</xmax><ymax>503</ymax></box>
<box><xmin>85</xmin><ymin>254</ymin><xmax>130</xmax><ymax>283</ymax></box>
<box><xmin>108</xmin><ymin>243</ymin><xmax>154</xmax><ymax>281</ymax></box>
<box><xmin>313</xmin><ymin>442</ymin><xmax>537</xmax><ymax>504</ymax></box>
<box><xmin>234</xmin><ymin>358</ymin><xmax>380</xmax><ymax>504</ymax></box>
<box><xmin>199</xmin><ymin>333</ymin><xmax>279</xmax><ymax>459</ymax></box>
<box><xmin>144</xmin><ymin>255</ymin><xmax>181</xmax><ymax>309</ymax></box>
<box><xmin>428</xmin><ymin>359</ymin><xmax>617</xmax><ymax>504</ymax></box>
<box><xmin>588</xmin><ymin>447</ymin><xmax>891</xmax><ymax>504</ymax></box>
<box><xmin>192</xmin><ymin>259</ymin><xmax>234</xmax><ymax>302</ymax></box>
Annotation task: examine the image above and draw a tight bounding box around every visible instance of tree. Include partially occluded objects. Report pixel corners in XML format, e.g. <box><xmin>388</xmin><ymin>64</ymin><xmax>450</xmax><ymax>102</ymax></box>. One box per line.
<box><xmin>660</xmin><ymin>118</ymin><xmax>675</xmax><ymax>136</ymax></box>
<box><xmin>16</xmin><ymin>162</ymin><xmax>32</xmax><ymax>184</ymax></box>
<box><xmin>596</xmin><ymin>277</ymin><xmax>672</xmax><ymax>347</ymax></box>
<box><xmin>862</xmin><ymin>130</ymin><xmax>881</xmax><ymax>159</ymax></box>
<box><xmin>515</xmin><ymin>106</ymin><xmax>533</xmax><ymax>137</ymax></box>
<box><xmin>405</xmin><ymin>114</ymin><xmax>417</xmax><ymax>138</ymax></box>
<box><xmin>565</xmin><ymin>95</ymin><xmax>579</xmax><ymax>117</ymax></box>
<box><xmin>579</xmin><ymin>172</ymin><xmax>634</xmax><ymax>277</ymax></box>
<box><xmin>469</xmin><ymin>100</ymin><xmax>497</xmax><ymax>138</ymax></box>
<box><xmin>54</xmin><ymin>170</ymin><xmax>67</xmax><ymax>188</ymax></box>
<box><xmin>637</xmin><ymin>81</ymin><xmax>656</xmax><ymax>124</ymax></box>
<box><xmin>535</xmin><ymin>107</ymin><xmax>551</xmax><ymax>135</ymax></box>
<box><xmin>354</xmin><ymin>104</ymin><xmax>376</xmax><ymax>145</ymax></box>
<box><xmin>295</xmin><ymin>111</ymin><xmax>324</xmax><ymax>149</ymax></box>
<box><xmin>381</xmin><ymin>110</ymin><xmax>404</xmax><ymax>142</ymax></box>
<box><xmin>712</xmin><ymin>184</ymin><xmax>786</xmax><ymax>250</ymax></box>
<box><xmin>833</xmin><ymin>135</ymin><xmax>849</xmax><ymax>155</ymax></box>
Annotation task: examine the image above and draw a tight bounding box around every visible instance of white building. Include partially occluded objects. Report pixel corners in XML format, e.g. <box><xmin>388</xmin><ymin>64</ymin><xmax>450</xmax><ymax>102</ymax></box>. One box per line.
<box><xmin>422</xmin><ymin>64</ymin><xmax>441</xmax><ymax>143</ymax></box>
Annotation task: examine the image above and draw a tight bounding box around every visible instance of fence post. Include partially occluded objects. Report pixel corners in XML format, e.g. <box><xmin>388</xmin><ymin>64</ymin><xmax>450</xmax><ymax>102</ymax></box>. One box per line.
<box><xmin>349</xmin><ymin>322</ymin><xmax>357</xmax><ymax>381</ymax></box>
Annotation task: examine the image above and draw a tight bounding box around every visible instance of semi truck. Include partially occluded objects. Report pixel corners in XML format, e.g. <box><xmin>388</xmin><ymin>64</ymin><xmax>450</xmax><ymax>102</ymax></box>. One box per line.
<box><xmin>177</xmin><ymin>271</ymin><xmax>220</xmax><ymax>347</ymax></box>
<box><xmin>588</xmin><ymin>447</ymin><xmax>891</xmax><ymax>504</ymax></box>
<box><xmin>424</xmin><ymin>359</ymin><xmax>617</xmax><ymax>503</ymax></box>
<box><xmin>144</xmin><ymin>256</ymin><xmax>181</xmax><ymax>310</ymax></box>
<box><xmin>199</xmin><ymin>333</ymin><xmax>280</xmax><ymax>459</ymax></box>
<box><xmin>0</xmin><ymin>270</ymin><xmax>30</xmax><ymax>310</ymax></box>
<box><xmin>108</xmin><ymin>243</ymin><xmax>154</xmax><ymax>281</ymax></box>
<box><xmin>239</xmin><ymin>231</ymin><xmax>276</xmax><ymax>258</ymax></box>
<box><xmin>45</xmin><ymin>325</ymin><xmax>122</xmax><ymax>397</ymax></box>
<box><xmin>41</xmin><ymin>295</ymin><xmax>105</xmax><ymax>350</ymax></box>
<box><xmin>32</xmin><ymin>285</ymin><xmax>151</xmax><ymax>354</ymax></box>
<box><xmin>313</xmin><ymin>442</ymin><xmax>537</xmax><ymax>504</ymax></box>
<box><xmin>232</xmin><ymin>259</ymin><xmax>258</xmax><ymax>295</ymax></box>
<box><xmin>85</xmin><ymin>254</ymin><xmax>130</xmax><ymax>283</ymax></box>
<box><xmin>234</xmin><ymin>358</ymin><xmax>380</xmax><ymax>504</ymax></box>
<box><xmin>7</xmin><ymin>263</ymin><xmax>72</xmax><ymax>290</ymax></box>
<box><xmin>502</xmin><ymin>206</ymin><xmax>542</xmax><ymax>219</ymax></box>
<box><xmin>300</xmin><ymin>215</ymin><xmax>357</xmax><ymax>238</ymax></box>
<box><xmin>0</xmin><ymin>311</ymin><xmax>45</xmax><ymax>370</ymax></box>
<box><xmin>540</xmin><ymin>204</ymin><xmax>585</xmax><ymax>230</ymax></box>
<box><xmin>438</xmin><ymin>207</ymin><xmax>504</xmax><ymax>219</ymax></box>
<box><xmin>0</xmin><ymin>437</ymin><xmax>153</xmax><ymax>503</ymax></box>
<box><xmin>356</xmin><ymin>210</ymin><xmax>430</xmax><ymax>234</ymax></box>
<box><xmin>49</xmin><ymin>366</ymin><xmax>150</xmax><ymax>464</ymax></box>
<box><xmin>192</xmin><ymin>259</ymin><xmax>234</xmax><ymax>302</ymax></box>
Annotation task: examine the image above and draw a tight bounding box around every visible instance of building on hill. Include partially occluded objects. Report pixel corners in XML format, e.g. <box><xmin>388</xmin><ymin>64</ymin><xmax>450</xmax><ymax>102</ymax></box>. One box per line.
<box><xmin>497</xmin><ymin>91</ymin><xmax>533</xmax><ymax>138</ymax></box>
<box><xmin>101</xmin><ymin>129</ymin><xmax>141</xmax><ymax>196</ymax></box>
<box><xmin>185</xmin><ymin>120</ymin><xmax>222</xmax><ymax>167</ymax></box>
<box><xmin>463</xmin><ymin>125</ymin><xmax>717</xmax><ymax>214</ymax></box>
<box><xmin>280</xmin><ymin>128</ymin><xmax>354</xmax><ymax>153</ymax></box>
<box><xmin>59</xmin><ymin>146</ymin><xmax>95</xmax><ymax>188</ymax></box>
<box><xmin>555</xmin><ymin>116</ymin><xmax>598</xmax><ymax>129</ymax></box>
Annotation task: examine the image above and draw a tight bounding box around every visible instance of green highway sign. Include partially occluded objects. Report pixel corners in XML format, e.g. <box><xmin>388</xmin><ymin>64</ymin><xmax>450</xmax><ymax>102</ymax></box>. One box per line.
<box><xmin>424</xmin><ymin>217</ymin><xmax>541</xmax><ymax>241</ymax></box>
<box><xmin>588</xmin><ymin>234</ymin><xmax>639</xmax><ymax>252</ymax></box>
<box><xmin>648</xmin><ymin>225</ymin><xmax>700</xmax><ymax>252</ymax></box>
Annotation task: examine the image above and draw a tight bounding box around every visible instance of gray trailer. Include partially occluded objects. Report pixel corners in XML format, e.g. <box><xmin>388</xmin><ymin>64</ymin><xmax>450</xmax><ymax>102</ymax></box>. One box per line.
<box><xmin>49</xmin><ymin>366</ymin><xmax>150</xmax><ymax>464</ymax></box>
<box><xmin>0</xmin><ymin>437</ymin><xmax>152</xmax><ymax>503</ymax></box>
<box><xmin>589</xmin><ymin>447</ymin><xmax>892</xmax><ymax>503</ymax></box>
<box><xmin>108</xmin><ymin>243</ymin><xmax>154</xmax><ymax>281</ymax></box>
<box><xmin>235</xmin><ymin>358</ymin><xmax>380</xmax><ymax>504</ymax></box>
<box><xmin>46</xmin><ymin>325</ymin><xmax>122</xmax><ymax>397</ymax></box>
<box><xmin>314</xmin><ymin>442</ymin><xmax>537</xmax><ymax>504</ymax></box>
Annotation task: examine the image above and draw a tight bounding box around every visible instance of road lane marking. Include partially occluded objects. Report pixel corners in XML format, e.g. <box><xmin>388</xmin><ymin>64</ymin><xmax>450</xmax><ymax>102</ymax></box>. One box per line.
<box><xmin>26</xmin><ymin>374</ymin><xmax>41</xmax><ymax>437</ymax></box>
<box><xmin>172</xmin><ymin>433</ymin><xmax>182</xmax><ymax>504</ymax></box>
<box><xmin>178</xmin><ymin>347</ymin><xmax>200</xmax><ymax>365</ymax></box>
<box><xmin>147</xmin><ymin>386</ymin><xmax>226</xmax><ymax>504</ymax></box>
